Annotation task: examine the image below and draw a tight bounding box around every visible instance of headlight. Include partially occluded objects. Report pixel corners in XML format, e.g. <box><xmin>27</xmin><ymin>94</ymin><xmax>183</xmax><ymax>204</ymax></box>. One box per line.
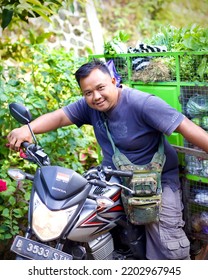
<box><xmin>32</xmin><ymin>193</ymin><xmax>77</xmax><ymax>241</ymax></box>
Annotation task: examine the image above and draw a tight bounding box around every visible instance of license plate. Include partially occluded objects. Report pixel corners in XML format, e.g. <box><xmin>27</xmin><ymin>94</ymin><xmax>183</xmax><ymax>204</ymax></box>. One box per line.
<box><xmin>11</xmin><ymin>235</ymin><xmax>73</xmax><ymax>260</ymax></box>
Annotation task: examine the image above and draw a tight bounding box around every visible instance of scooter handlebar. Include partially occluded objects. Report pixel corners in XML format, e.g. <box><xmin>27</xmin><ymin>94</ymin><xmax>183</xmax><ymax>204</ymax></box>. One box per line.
<box><xmin>102</xmin><ymin>166</ymin><xmax>133</xmax><ymax>178</ymax></box>
<box><xmin>21</xmin><ymin>141</ymin><xmax>31</xmax><ymax>149</ymax></box>
<box><xmin>21</xmin><ymin>142</ymin><xmax>50</xmax><ymax>166</ymax></box>
<box><xmin>89</xmin><ymin>178</ymin><xmax>134</xmax><ymax>194</ymax></box>
<box><xmin>89</xmin><ymin>179</ymin><xmax>107</xmax><ymax>188</ymax></box>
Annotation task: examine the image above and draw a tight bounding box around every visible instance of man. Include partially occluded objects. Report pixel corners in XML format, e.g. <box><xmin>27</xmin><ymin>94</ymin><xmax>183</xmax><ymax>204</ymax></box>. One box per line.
<box><xmin>7</xmin><ymin>59</ymin><xmax>208</xmax><ymax>259</ymax></box>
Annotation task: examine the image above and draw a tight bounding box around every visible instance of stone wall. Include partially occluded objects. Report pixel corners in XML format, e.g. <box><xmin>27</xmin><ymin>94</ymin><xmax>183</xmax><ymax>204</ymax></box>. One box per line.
<box><xmin>29</xmin><ymin>1</ymin><xmax>103</xmax><ymax>57</ymax></box>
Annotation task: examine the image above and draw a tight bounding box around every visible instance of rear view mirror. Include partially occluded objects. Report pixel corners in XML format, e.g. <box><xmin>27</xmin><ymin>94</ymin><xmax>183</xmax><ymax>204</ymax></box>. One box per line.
<box><xmin>8</xmin><ymin>102</ymin><xmax>38</xmax><ymax>145</ymax></box>
<box><xmin>9</xmin><ymin>103</ymin><xmax>32</xmax><ymax>124</ymax></box>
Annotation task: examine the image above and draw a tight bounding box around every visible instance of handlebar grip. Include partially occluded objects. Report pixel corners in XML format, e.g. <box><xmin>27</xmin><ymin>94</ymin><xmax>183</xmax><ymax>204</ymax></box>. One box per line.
<box><xmin>21</xmin><ymin>142</ymin><xmax>31</xmax><ymax>149</ymax></box>
<box><xmin>90</xmin><ymin>179</ymin><xmax>107</xmax><ymax>188</ymax></box>
<box><xmin>103</xmin><ymin>166</ymin><xmax>133</xmax><ymax>178</ymax></box>
<box><xmin>112</xmin><ymin>169</ymin><xmax>133</xmax><ymax>177</ymax></box>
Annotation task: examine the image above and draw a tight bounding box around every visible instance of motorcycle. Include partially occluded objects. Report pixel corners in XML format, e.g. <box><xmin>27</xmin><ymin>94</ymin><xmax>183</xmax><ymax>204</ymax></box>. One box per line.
<box><xmin>7</xmin><ymin>102</ymin><xmax>146</xmax><ymax>260</ymax></box>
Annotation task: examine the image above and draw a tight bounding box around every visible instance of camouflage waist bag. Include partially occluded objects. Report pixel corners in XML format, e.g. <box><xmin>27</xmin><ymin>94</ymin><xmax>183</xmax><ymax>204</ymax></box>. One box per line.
<box><xmin>102</xmin><ymin>113</ymin><xmax>166</xmax><ymax>225</ymax></box>
<box><xmin>112</xmin><ymin>138</ymin><xmax>166</xmax><ymax>225</ymax></box>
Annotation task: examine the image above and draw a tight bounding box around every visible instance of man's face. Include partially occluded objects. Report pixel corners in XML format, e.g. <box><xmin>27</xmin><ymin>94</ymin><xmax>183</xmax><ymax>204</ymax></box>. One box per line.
<box><xmin>79</xmin><ymin>69</ymin><xmax>119</xmax><ymax>112</ymax></box>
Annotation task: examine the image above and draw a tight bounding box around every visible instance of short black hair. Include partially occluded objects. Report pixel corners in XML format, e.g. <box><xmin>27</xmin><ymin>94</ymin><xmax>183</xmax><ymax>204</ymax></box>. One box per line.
<box><xmin>75</xmin><ymin>59</ymin><xmax>111</xmax><ymax>86</ymax></box>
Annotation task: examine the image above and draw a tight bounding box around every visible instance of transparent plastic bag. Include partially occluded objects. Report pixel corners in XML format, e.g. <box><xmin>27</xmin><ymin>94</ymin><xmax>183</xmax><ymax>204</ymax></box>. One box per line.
<box><xmin>186</xmin><ymin>94</ymin><xmax>208</xmax><ymax>118</ymax></box>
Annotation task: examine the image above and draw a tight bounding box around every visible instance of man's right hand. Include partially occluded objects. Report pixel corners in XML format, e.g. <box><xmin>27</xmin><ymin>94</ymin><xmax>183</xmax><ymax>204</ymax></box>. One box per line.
<box><xmin>7</xmin><ymin>125</ymin><xmax>33</xmax><ymax>151</ymax></box>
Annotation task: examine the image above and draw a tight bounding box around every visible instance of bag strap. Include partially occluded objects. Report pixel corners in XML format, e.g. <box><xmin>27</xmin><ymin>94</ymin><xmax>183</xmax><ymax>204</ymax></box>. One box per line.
<box><xmin>102</xmin><ymin>113</ymin><xmax>117</xmax><ymax>153</ymax></box>
<box><xmin>101</xmin><ymin>112</ymin><xmax>165</xmax><ymax>159</ymax></box>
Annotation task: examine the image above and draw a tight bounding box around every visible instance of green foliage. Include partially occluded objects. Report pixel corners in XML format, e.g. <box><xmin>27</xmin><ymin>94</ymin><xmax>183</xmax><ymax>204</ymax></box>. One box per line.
<box><xmin>147</xmin><ymin>24</ymin><xmax>208</xmax><ymax>52</ymax></box>
<box><xmin>103</xmin><ymin>24</ymin><xmax>208</xmax><ymax>83</ymax></box>
<box><xmin>97</xmin><ymin>0</ymin><xmax>208</xmax><ymax>47</ymax></box>
<box><xmin>141</xmin><ymin>0</ymin><xmax>171</xmax><ymax>20</ymax></box>
<box><xmin>0</xmin><ymin>0</ymin><xmax>78</xmax><ymax>29</ymax></box>
<box><xmin>104</xmin><ymin>30</ymin><xmax>130</xmax><ymax>55</ymax></box>
<box><xmin>0</xmin><ymin>39</ymin><xmax>101</xmax><ymax>245</ymax></box>
<box><xmin>0</xmin><ymin>179</ymin><xmax>31</xmax><ymax>241</ymax></box>
<box><xmin>146</xmin><ymin>24</ymin><xmax>208</xmax><ymax>82</ymax></box>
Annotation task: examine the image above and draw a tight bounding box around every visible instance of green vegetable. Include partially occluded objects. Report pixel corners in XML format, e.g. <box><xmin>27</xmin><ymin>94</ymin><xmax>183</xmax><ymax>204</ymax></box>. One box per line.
<box><xmin>186</xmin><ymin>95</ymin><xmax>208</xmax><ymax>117</ymax></box>
<box><xmin>201</xmin><ymin>116</ymin><xmax>208</xmax><ymax>130</ymax></box>
<box><xmin>191</xmin><ymin>117</ymin><xmax>201</xmax><ymax>126</ymax></box>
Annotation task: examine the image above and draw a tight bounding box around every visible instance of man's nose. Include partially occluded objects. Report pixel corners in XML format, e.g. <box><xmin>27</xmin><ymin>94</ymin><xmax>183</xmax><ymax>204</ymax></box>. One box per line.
<box><xmin>93</xmin><ymin>90</ymin><xmax>102</xmax><ymax>100</ymax></box>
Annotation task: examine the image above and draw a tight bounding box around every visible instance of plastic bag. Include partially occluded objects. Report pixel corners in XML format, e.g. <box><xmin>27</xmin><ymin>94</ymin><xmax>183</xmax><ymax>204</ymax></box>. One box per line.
<box><xmin>106</xmin><ymin>59</ymin><xmax>121</xmax><ymax>87</ymax></box>
<box><xmin>186</xmin><ymin>94</ymin><xmax>208</xmax><ymax>117</ymax></box>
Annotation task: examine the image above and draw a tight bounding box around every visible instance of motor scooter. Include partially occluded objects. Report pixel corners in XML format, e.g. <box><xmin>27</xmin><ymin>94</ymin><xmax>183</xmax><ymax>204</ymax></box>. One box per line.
<box><xmin>8</xmin><ymin>102</ymin><xmax>146</xmax><ymax>260</ymax></box>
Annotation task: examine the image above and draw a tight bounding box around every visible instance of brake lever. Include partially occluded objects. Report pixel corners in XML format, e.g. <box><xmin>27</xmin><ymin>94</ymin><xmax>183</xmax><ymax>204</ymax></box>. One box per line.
<box><xmin>89</xmin><ymin>179</ymin><xmax>134</xmax><ymax>194</ymax></box>
<box><xmin>24</xmin><ymin>143</ymin><xmax>50</xmax><ymax>166</ymax></box>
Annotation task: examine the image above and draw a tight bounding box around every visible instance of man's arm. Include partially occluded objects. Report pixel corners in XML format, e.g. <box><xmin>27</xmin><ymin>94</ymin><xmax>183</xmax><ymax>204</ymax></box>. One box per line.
<box><xmin>175</xmin><ymin>116</ymin><xmax>208</xmax><ymax>153</ymax></box>
<box><xmin>7</xmin><ymin>108</ymin><xmax>73</xmax><ymax>150</ymax></box>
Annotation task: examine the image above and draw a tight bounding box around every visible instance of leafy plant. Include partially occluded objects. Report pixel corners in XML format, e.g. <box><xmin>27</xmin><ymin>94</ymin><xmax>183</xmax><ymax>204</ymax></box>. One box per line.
<box><xmin>146</xmin><ymin>24</ymin><xmax>208</xmax><ymax>82</ymax></box>
<box><xmin>104</xmin><ymin>30</ymin><xmax>130</xmax><ymax>55</ymax></box>
<box><xmin>0</xmin><ymin>40</ymin><xmax>101</xmax><ymax>249</ymax></box>
<box><xmin>0</xmin><ymin>0</ymin><xmax>83</xmax><ymax>29</ymax></box>
<box><xmin>146</xmin><ymin>24</ymin><xmax>208</xmax><ymax>52</ymax></box>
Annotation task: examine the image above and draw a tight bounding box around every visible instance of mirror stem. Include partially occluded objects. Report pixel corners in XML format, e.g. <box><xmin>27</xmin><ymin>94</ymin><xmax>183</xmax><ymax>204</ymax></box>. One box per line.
<box><xmin>28</xmin><ymin>124</ymin><xmax>38</xmax><ymax>145</ymax></box>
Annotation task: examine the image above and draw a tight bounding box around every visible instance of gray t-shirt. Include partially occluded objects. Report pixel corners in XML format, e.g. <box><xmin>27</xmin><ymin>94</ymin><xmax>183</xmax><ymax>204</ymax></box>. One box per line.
<box><xmin>63</xmin><ymin>87</ymin><xmax>185</xmax><ymax>191</ymax></box>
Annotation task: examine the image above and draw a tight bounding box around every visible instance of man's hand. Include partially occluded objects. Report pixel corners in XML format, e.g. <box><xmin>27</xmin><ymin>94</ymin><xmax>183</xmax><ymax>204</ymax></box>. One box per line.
<box><xmin>7</xmin><ymin>125</ymin><xmax>33</xmax><ymax>151</ymax></box>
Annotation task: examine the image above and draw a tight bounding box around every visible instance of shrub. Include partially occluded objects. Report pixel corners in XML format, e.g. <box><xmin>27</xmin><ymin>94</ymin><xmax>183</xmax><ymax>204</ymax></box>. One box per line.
<box><xmin>0</xmin><ymin>41</ymin><xmax>101</xmax><ymax>250</ymax></box>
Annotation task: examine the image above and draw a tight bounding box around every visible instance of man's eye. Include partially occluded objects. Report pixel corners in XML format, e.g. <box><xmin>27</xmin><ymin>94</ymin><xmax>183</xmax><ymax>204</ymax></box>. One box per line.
<box><xmin>99</xmin><ymin>86</ymin><xmax>105</xmax><ymax>90</ymax></box>
<box><xmin>85</xmin><ymin>92</ymin><xmax>92</xmax><ymax>96</ymax></box>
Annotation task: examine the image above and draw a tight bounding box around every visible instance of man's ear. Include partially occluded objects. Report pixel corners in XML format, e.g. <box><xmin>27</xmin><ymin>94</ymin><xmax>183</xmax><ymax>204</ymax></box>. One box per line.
<box><xmin>112</xmin><ymin>77</ymin><xmax>117</xmax><ymax>85</ymax></box>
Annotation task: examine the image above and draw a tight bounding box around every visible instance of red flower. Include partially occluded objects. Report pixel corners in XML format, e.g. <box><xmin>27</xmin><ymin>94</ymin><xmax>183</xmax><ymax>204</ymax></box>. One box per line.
<box><xmin>0</xmin><ymin>180</ymin><xmax>7</xmax><ymax>192</ymax></box>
